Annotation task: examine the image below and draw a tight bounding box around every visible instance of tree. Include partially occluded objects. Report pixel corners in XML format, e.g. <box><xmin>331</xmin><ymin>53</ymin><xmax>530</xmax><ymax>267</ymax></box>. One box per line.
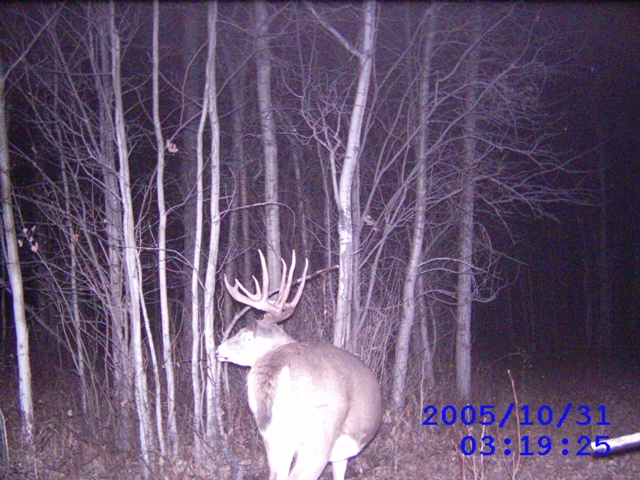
<box><xmin>0</xmin><ymin>3</ymin><xmax>596</xmax><ymax>475</ymax></box>
<box><xmin>392</xmin><ymin>5</ymin><xmax>438</xmax><ymax>410</ymax></box>
<box><xmin>152</xmin><ymin>0</ymin><xmax>178</xmax><ymax>458</ymax></box>
<box><xmin>308</xmin><ymin>1</ymin><xmax>377</xmax><ymax>350</ymax></box>
<box><xmin>202</xmin><ymin>0</ymin><xmax>222</xmax><ymax>454</ymax></box>
<box><xmin>1</xmin><ymin>55</ymin><xmax>34</xmax><ymax>471</ymax></box>
<box><xmin>0</xmin><ymin>8</ymin><xmax>61</xmax><ymax>470</ymax></box>
<box><xmin>179</xmin><ymin>3</ymin><xmax>206</xmax><ymax>362</ymax></box>
<box><xmin>455</xmin><ymin>8</ymin><xmax>481</xmax><ymax>402</ymax></box>
<box><xmin>110</xmin><ymin>3</ymin><xmax>156</xmax><ymax>469</ymax></box>
<box><xmin>255</xmin><ymin>1</ymin><xmax>281</xmax><ymax>283</ymax></box>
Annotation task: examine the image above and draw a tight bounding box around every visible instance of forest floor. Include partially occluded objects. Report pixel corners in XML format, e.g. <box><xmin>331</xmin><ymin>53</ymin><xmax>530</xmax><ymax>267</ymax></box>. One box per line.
<box><xmin>371</xmin><ymin>354</ymin><xmax>640</xmax><ymax>480</ymax></box>
<box><xmin>0</xmin><ymin>349</ymin><xmax>638</xmax><ymax>479</ymax></box>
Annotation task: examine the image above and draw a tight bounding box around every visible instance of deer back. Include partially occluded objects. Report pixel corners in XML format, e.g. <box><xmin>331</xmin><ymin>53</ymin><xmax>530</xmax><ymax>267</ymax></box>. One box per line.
<box><xmin>216</xmin><ymin>250</ymin><xmax>381</xmax><ymax>480</ymax></box>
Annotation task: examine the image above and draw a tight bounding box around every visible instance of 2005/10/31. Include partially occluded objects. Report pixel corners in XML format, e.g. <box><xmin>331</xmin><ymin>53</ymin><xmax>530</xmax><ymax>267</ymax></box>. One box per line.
<box><xmin>460</xmin><ymin>434</ymin><xmax>611</xmax><ymax>457</ymax></box>
<box><xmin>423</xmin><ymin>404</ymin><xmax>610</xmax><ymax>428</ymax></box>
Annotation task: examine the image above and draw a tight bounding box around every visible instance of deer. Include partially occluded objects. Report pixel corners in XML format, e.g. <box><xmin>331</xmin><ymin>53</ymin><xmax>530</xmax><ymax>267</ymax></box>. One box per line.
<box><xmin>216</xmin><ymin>250</ymin><xmax>382</xmax><ymax>480</ymax></box>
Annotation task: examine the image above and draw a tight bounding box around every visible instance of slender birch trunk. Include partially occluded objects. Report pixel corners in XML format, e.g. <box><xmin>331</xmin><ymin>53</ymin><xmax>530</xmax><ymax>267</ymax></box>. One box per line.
<box><xmin>0</xmin><ymin>60</ymin><xmax>35</xmax><ymax>469</ymax></box>
<box><xmin>337</xmin><ymin>1</ymin><xmax>375</xmax><ymax>350</ymax></box>
<box><xmin>109</xmin><ymin>3</ymin><xmax>154</xmax><ymax>472</ymax></box>
<box><xmin>152</xmin><ymin>0</ymin><xmax>178</xmax><ymax>458</ymax></box>
<box><xmin>455</xmin><ymin>10</ymin><xmax>481</xmax><ymax>401</ymax></box>
<box><xmin>191</xmin><ymin>7</ymin><xmax>211</xmax><ymax>461</ymax></box>
<box><xmin>255</xmin><ymin>1</ymin><xmax>281</xmax><ymax>283</ymax></box>
<box><xmin>90</xmin><ymin>4</ymin><xmax>134</xmax><ymax>451</ymax></box>
<box><xmin>319</xmin><ymin>151</ymin><xmax>335</xmax><ymax>322</ymax></box>
<box><xmin>311</xmin><ymin>1</ymin><xmax>376</xmax><ymax>350</ymax></box>
<box><xmin>203</xmin><ymin>0</ymin><xmax>221</xmax><ymax>449</ymax></box>
<box><xmin>180</xmin><ymin>5</ymin><xmax>205</xmax><ymax>363</ymax></box>
<box><xmin>292</xmin><ymin>144</ymin><xmax>309</xmax><ymax>260</ymax></box>
<box><xmin>392</xmin><ymin>6</ymin><xmax>437</xmax><ymax>409</ymax></box>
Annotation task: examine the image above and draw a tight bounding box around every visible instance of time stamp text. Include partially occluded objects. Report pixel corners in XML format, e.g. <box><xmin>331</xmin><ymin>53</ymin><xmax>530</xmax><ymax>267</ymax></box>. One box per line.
<box><xmin>423</xmin><ymin>403</ymin><xmax>612</xmax><ymax>456</ymax></box>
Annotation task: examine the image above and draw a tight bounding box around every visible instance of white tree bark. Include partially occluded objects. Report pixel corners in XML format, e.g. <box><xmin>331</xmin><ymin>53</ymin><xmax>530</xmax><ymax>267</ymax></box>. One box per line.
<box><xmin>190</xmin><ymin>79</ymin><xmax>206</xmax><ymax>465</ymax></box>
<box><xmin>203</xmin><ymin>0</ymin><xmax>221</xmax><ymax>449</ymax></box>
<box><xmin>95</xmin><ymin>8</ymin><xmax>132</xmax><ymax>449</ymax></box>
<box><xmin>152</xmin><ymin>0</ymin><xmax>178</xmax><ymax>458</ymax></box>
<box><xmin>0</xmin><ymin>12</ymin><xmax>61</xmax><ymax>467</ymax></box>
<box><xmin>456</xmin><ymin>183</ymin><xmax>475</xmax><ymax>402</ymax></box>
<box><xmin>255</xmin><ymin>1</ymin><xmax>281</xmax><ymax>284</ymax></box>
<box><xmin>0</xmin><ymin>61</ymin><xmax>35</xmax><ymax>467</ymax></box>
<box><xmin>455</xmin><ymin>10</ymin><xmax>481</xmax><ymax>402</ymax></box>
<box><xmin>190</xmin><ymin>3</ymin><xmax>219</xmax><ymax>460</ymax></box>
<box><xmin>392</xmin><ymin>6</ymin><xmax>437</xmax><ymax>410</ymax></box>
<box><xmin>179</xmin><ymin>5</ymin><xmax>204</xmax><ymax>362</ymax></box>
<box><xmin>311</xmin><ymin>1</ymin><xmax>377</xmax><ymax>349</ymax></box>
<box><xmin>109</xmin><ymin>4</ymin><xmax>153</xmax><ymax>472</ymax></box>
<box><xmin>292</xmin><ymin>144</ymin><xmax>309</xmax><ymax>260</ymax></box>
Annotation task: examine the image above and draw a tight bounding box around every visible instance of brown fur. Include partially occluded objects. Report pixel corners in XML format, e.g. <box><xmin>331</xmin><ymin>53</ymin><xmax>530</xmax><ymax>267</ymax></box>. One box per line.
<box><xmin>219</xmin><ymin>252</ymin><xmax>381</xmax><ymax>479</ymax></box>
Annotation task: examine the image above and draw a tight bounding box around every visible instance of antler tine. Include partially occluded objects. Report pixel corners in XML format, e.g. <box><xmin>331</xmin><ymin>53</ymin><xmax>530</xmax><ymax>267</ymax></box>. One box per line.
<box><xmin>285</xmin><ymin>256</ymin><xmax>309</xmax><ymax>311</ymax></box>
<box><xmin>261</xmin><ymin>250</ymin><xmax>309</xmax><ymax>323</ymax></box>
<box><xmin>223</xmin><ymin>250</ymin><xmax>277</xmax><ymax>313</ymax></box>
<box><xmin>271</xmin><ymin>250</ymin><xmax>297</xmax><ymax>310</ymax></box>
<box><xmin>233</xmin><ymin>276</ymin><xmax>262</xmax><ymax>301</ymax></box>
<box><xmin>224</xmin><ymin>250</ymin><xmax>309</xmax><ymax>324</ymax></box>
<box><xmin>256</xmin><ymin>250</ymin><xmax>270</xmax><ymax>304</ymax></box>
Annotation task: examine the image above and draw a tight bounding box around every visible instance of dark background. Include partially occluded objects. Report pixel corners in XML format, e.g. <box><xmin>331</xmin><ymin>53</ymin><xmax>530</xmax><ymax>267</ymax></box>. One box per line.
<box><xmin>476</xmin><ymin>3</ymin><xmax>640</xmax><ymax>361</ymax></box>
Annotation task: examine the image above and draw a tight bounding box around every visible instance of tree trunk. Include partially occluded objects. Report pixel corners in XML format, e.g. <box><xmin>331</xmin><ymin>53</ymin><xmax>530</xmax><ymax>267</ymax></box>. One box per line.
<box><xmin>94</xmin><ymin>4</ymin><xmax>133</xmax><ymax>452</ymax></box>
<box><xmin>333</xmin><ymin>1</ymin><xmax>376</xmax><ymax>350</ymax></box>
<box><xmin>0</xmin><ymin>59</ymin><xmax>35</xmax><ymax>470</ymax></box>
<box><xmin>110</xmin><ymin>5</ymin><xmax>154</xmax><ymax>473</ymax></box>
<box><xmin>350</xmin><ymin>157</ymin><xmax>363</xmax><ymax>353</ymax></box>
<box><xmin>255</xmin><ymin>1</ymin><xmax>281</xmax><ymax>283</ymax></box>
<box><xmin>222</xmin><ymin>40</ymin><xmax>247</xmax><ymax>321</ymax></box>
<box><xmin>180</xmin><ymin>5</ymin><xmax>205</xmax><ymax>363</ymax></box>
<box><xmin>152</xmin><ymin>0</ymin><xmax>178</xmax><ymax>458</ymax></box>
<box><xmin>203</xmin><ymin>0</ymin><xmax>221</xmax><ymax>450</ymax></box>
<box><xmin>455</xmin><ymin>9</ymin><xmax>481</xmax><ymax>402</ymax></box>
<box><xmin>241</xmin><ymin>145</ymin><xmax>251</xmax><ymax>282</ymax></box>
<box><xmin>392</xmin><ymin>6</ymin><xmax>437</xmax><ymax>410</ymax></box>
<box><xmin>292</xmin><ymin>143</ymin><xmax>309</xmax><ymax>260</ymax></box>
<box><xmin>319</xmin><ymin>152</ymin><xmax>335</xmax><ymax>323</ymax></box>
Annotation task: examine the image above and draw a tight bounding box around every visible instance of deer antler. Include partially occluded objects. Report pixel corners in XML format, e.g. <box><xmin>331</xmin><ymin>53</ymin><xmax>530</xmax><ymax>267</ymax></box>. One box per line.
<box><xmin>224</xmin><ymin>250</ymin><xmax>309</xmax><ymax>325</ymax></box>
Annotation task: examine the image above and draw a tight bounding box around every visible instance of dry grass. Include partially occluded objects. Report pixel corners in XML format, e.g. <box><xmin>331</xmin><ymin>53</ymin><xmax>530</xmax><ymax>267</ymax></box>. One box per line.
<box><xmin>1</xmin><ymin>304</ymin><xmax>639</xmax><ymax>479</ymax></box>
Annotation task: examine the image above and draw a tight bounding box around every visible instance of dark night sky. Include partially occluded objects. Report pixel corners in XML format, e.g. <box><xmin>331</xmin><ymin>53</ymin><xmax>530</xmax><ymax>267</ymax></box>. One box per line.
<box><xmin>2</xmin><ymin>2</ymin><xmax>638</xmax><ymax>361</ymax></box>
<box><xmin>561</xmin><ymin>3</ymin><xmax>640</xmax><ymax>343</ymax></box>
<box><xmin>475</xmin><ymin>3</ymin><xmax>640</xmax><ymax>358</ymax></box>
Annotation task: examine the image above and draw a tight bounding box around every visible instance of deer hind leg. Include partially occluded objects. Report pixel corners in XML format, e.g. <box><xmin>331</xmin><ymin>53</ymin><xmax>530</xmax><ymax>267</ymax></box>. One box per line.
<box><xmin>286</xmin><ymin>443</ymin><xmax>332</xmax><ymax>480</ymax></box>
<box><xmin>287</xmin><ymin>421</ymin><xmax>341</xmax><ymax>480</ymax></box>
<box><xmin>263</xmin><ymin>437</ymin><xmax>296</xmax><ymax>480</ymax></box>
<box><xmin>331</xmin><ymin>459</ymin><xmax>348</xmax><ymax>480</ymax></box>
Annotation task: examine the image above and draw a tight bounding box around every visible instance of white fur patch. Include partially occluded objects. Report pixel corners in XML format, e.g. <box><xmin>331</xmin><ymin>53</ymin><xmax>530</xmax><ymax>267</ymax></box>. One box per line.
<box><xmin>330</xmin><ymin>434</ymin><xmax>361</xmax><ymax>462</ymax></box>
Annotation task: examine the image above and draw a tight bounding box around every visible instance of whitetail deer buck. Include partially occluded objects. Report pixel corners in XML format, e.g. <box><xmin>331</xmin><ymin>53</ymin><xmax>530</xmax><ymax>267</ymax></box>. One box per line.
<box><xmin>216</xmin><ymin>251</ymin><xmax>382</xmax><ymax>480</ymax></box>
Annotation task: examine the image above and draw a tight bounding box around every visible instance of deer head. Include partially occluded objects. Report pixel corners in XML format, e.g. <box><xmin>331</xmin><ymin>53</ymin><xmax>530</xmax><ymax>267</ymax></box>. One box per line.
<box><xmin>216</xmin><ymin>250</ymin><xmax>381</xmax><ymax>480</ymax></box>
